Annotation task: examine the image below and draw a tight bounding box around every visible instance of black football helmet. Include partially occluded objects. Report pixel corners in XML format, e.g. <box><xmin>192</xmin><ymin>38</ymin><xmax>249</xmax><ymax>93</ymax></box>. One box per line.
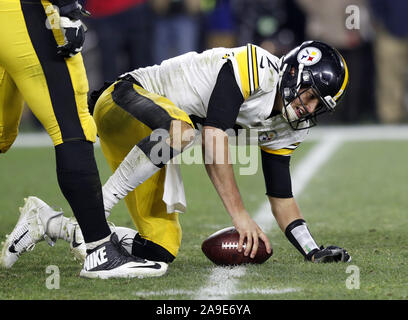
<box><xmin>278</xmin><ymin>40</ymin><xmax>349</xmax><ymax>130</ymax></box>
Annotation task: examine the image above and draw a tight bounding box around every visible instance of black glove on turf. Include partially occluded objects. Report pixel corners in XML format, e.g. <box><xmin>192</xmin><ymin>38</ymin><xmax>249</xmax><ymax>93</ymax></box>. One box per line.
<box><xmin>311</xmin><ymin>245</ymin><xmax>352</xmax><ymax>263</ymax></box>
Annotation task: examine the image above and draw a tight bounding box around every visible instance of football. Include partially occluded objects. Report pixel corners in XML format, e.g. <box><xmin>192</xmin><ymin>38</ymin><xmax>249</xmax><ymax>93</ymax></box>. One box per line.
<box><xmin>201</xmin><ymin>226</ymin><xmax>273</xmax><ymax>265</ymax></box>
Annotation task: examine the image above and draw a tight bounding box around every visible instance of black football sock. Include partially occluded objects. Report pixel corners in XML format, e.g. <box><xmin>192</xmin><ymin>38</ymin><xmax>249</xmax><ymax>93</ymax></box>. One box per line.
<box><xmin>55</xmin><ymin>140</ymin><xmax>111</xmax><ymax>243</ymax></box>
<box><xmin>132</xmin><ymin>233</ymin><xmax>175</xmax><ymax>263</ymax></box>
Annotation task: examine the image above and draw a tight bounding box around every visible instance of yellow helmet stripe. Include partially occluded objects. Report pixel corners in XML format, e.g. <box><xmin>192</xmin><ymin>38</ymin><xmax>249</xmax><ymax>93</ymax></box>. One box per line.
<box><xmin>333</xmin><ymin>56</ymin><xmax>349</xmax><ymax>102</ymax></box>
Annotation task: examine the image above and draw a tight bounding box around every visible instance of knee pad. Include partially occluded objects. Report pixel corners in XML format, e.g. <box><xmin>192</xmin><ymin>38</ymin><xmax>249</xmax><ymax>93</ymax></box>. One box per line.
<box><xmin>0</xmin><ymin>136</ymin><xmax>17</xmax><ymax>154</ymax></box>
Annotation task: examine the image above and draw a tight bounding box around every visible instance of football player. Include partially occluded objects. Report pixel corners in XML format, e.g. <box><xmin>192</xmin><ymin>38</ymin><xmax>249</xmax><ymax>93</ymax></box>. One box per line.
<box><xmin>93</xmin><ymin>40</ymin><xmax>352</xmax><ymax>264</ymax></box>
<box><xmin>0</xmin><ymin>0</ymin><xmax>167</xmax><ymax>278</ymax></box>
<box><xmin>4</xmin><ymin>40</ymin><xmax>351</xmax><ymax>270</ymax></box>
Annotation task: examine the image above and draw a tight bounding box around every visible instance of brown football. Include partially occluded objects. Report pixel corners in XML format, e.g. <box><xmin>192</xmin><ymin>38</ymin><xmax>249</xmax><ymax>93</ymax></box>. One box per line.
<box><xmin>201</xmin><ymin>226</ymin><xmax>273</xmax><ymax>265</ymax></box>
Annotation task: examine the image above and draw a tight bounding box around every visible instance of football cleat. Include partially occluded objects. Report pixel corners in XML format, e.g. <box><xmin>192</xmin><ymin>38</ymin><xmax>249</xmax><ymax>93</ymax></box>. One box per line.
<box><xmin>69</xmin><ymin>221</ymin><xmax>117</xmax><ymax>263</ymax></box>
<box><xmin>0</xmin><ymin>197</ymin><xmax>63</xmax><ymax>268</ymax></box>
<box><xmin>79</xmin><ymin>233</ymin><xmax>168</xmax><ymax>279</ymax></box>
<box><xmin>69</xmin><ymin>221</ymin><xmax>87</xmax><ymax>263</ymax></box>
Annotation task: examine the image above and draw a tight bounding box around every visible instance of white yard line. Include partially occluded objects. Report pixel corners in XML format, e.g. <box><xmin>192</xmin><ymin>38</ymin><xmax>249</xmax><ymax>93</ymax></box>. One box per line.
<box><xmin>195</xmin><ymin>132</ymin><xmax>343</xmax><ymax>300</ymax></box>
<box><xmin>290</xmin><ymin>133</ymin><xmax>343</xmax><ymax>197</ymax></box>
<box><xmin>307</xmin><ymin>125</ymin><xmax>408</xmax><ymax>141</ymax></box>
<box><xmin>194</xmin><ymin>266</ymin><xmax>247</xmax><ymax>300</ymax></box>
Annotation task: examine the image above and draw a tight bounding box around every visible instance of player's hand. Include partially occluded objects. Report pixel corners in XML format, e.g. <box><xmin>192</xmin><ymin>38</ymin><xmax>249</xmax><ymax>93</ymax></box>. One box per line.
<box><xmin>311</xmin><ymin>245</ymin><xmax>351</xmax><ymax>263</ymax></box>
<box><xmin>57</xmin><ymin>2</ymin><xmax>90</xmax><ymax>58</ymax></box>
<box><xmin>232</xmin><ymin>213</ymin><xmax>272</xmax><ymax>259</ymax></box>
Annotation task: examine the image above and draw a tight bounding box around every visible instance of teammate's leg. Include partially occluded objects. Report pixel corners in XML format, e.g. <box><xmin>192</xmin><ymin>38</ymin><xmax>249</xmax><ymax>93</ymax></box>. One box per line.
<box><xmin>0</xmin><ymin>0</ymin><xmax>111</xmax><ymax>246</ymax></box>
<box><xmin>0</xmin><ymin>1</ymin><xmax>167</xmax><ymax>277</ymax></box>
<box><xmin>0</xmin><ymin>67</ymin><xmax>24</xmax><ymax>154</ymax></box>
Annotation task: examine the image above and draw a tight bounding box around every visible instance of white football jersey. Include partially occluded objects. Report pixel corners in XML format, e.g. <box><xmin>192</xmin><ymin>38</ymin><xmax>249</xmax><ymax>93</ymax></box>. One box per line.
<box><xmin>127</xmin><ymin>44</ymin><xmax>309</xmax><ymax>155</ymax></box>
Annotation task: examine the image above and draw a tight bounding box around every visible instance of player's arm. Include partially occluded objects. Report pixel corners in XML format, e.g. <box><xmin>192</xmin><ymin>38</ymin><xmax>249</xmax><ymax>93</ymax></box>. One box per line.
<box><xmin>203</xmin><ymin>61</ymin><xmax>271</xmax><ymax>258</ymax></box>
<box><xmin>261</xmin><ymin>149</ymin><xmax>351</xmax><ymax>262</ymax></box>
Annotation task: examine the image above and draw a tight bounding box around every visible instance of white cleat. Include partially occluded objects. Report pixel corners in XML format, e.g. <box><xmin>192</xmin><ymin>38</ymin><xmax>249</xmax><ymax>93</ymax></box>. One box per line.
<box><xmin>0</xmin><ymin>196</ymin><xmax>63</xmax><ymax>268</ymax></box>
<box><xmin>69</xmin><ymin>221</ymin><xmax>87</xmax><ymax>263</ymax></box>
<box><xmin>69</xmin><ymin>221</ymin><xmax>118</xmax><ymax>264</ymax></box>
<box><xmin>79</xmin><ymin>233</ymin><xmax>168</xmax><ymax>279</ymax></box>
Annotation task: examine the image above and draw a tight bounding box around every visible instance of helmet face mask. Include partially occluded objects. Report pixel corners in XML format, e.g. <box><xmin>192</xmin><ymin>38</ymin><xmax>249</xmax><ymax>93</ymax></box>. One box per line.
<box><xmin>282</xmin><ymin>85</ymin><xmax>327</xmax><ymax>130</ymax></box>
<box><xmin>278</xmin><ymin>41</ymin><xmax>349</xmax><ymax>130</ymax></box>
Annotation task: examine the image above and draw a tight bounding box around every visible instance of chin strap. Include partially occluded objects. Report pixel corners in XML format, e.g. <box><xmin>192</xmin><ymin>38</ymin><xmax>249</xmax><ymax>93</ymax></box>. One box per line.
<box><xmin>282</xmin><ymin>103</ymin><xmax>298</xmax><ymax>122</ymax></box>
<box><xmin>277</xmin><ymin>56</ymin><xmax>287</xmax><ymax>90</ymax></box>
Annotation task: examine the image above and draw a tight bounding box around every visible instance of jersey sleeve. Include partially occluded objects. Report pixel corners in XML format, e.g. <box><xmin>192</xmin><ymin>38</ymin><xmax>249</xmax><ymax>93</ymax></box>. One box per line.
<box><xmin>224</xmin><ymin>44</ymin><xmax>261</xmax><ymax>100</ymax></box>
<box><xmin>261</xmin><ymin>150</ymin><xmax>293</xmax><ymax>198</ymax></box>
<box><xmin>204</xmin><ymin>61</ymin><xmax>244</xmax><ymax>131</ymax></box>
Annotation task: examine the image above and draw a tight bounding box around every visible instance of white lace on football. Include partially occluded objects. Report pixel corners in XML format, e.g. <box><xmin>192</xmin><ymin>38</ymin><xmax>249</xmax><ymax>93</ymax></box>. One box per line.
<box><xmin>221</xmin><ymin>242</ymin><xmax>247</xmax><ymax>250</ymax></box>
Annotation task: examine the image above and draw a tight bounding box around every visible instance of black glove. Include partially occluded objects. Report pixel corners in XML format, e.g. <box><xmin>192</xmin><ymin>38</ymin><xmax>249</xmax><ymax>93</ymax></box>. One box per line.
<box><xmin>311</xmin><ymin>245</ymin><xmax>351</xmax><ymax>263</ymax></box>
<box><xmin>57</xmin><ymin>2</ymin><xmax>90</xmax><ymax>58</ymax></box>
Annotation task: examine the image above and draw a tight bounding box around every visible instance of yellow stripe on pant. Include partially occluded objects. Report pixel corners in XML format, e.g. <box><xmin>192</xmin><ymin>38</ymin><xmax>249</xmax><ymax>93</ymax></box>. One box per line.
<box><xmin>93</xmin><ymin>80</ymin><xmax>193</xmax><ymax>258</ymax></box>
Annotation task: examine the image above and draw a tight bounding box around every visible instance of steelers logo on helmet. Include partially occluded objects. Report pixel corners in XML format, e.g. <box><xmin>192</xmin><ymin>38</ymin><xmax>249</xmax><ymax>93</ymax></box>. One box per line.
<box><xmin>296</xmin><ymin>47</ymin><xmax>322</xmax><ymax>66</ymax></box>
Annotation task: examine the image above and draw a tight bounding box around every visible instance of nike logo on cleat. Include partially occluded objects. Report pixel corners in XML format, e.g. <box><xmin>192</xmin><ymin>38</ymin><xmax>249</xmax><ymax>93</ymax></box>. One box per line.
<box><xmin>8</xmin><ymin>230</ymin><xmax>28</xmax><ymax>253</ymax></box>
<box><xmin>84</xmin><ymin>247</ymin><xmax>108</xmax><ymax>270</ymax></box>
<box><xmin>8</xmin><ymin>246</ymin><xmax>17</xmax><ymax>254</ymax></box>
<box><xmin>72</xmin><ymin>229</ymin><xmax>83</xmax><ymax>248</ymax></box>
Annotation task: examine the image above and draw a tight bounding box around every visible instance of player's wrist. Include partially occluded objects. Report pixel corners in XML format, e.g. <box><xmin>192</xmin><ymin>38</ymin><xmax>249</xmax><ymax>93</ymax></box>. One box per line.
<box><xmin>285</xmin><ymin>219</ymin><xmax>320</xmax><ymax>258</ymax></box>
<box><xmin>230</xmin><ymin>209</ymin><xmax>250</xmax><ymax>222</ymax></box>
<box><xmin>59</xmin><ymin>1</ymin><xmax>90</xmax><ymax>20</ymax></box>
<box><xmin>59</xmin><ymin>1</ymin><xmax>79</xmax><ymax>17</ymax></box>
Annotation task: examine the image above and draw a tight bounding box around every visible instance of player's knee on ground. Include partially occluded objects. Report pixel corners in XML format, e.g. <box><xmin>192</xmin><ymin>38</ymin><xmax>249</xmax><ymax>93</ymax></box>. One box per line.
<box><xmin>0</xmin><ymin>134</ymin><xmax>17</xmax><ymax>153</ymax></box>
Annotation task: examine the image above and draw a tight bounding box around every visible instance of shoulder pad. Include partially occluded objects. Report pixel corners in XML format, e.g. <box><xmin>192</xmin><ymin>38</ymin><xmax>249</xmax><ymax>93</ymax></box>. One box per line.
<box><xmin>225</xmin><ymin>44</ymin><xmax>280</xmax><ymax>98</ymax></box>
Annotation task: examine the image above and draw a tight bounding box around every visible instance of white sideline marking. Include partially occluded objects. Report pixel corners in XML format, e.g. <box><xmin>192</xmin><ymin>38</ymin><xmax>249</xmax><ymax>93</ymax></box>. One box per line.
<box><xmin>13</xmin><ymin>132</ymin><xmax>52</xmax><ymax>148</ymax></box>
<box><xmin>291</xmin><ymin>133</ymin><xmax>343</xmax><ymax>197</ymax></box>
<box><xmin>307</xmin><ymin>125</ymin><xmax>408</xmax><ymax>141</ymax></box>
<box><xmin>10</xmin><ymin>125</ymin><xmax>408</xmax><ymax>148</ymax></box>
<box><xmin>12</xmin><ymin>133</ymin><xmax>100</xmax><ymax>148</ymax></box>
<box><xmin>196</xmin><ymin>132</ymin><xmax>343</xmax><ymax>300</ymax></box>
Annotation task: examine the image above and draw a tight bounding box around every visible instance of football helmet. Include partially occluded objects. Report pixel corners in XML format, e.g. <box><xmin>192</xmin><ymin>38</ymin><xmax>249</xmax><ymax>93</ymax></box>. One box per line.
<box><xmin>278</xmin><ymin>40</ymin><xmax>349</xmax><ymax>130</ymax></box>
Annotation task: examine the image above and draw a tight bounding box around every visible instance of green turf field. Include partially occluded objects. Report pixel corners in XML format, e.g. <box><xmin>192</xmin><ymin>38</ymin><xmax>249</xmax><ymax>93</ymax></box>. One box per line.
<box><xmin>0</xmin><ymin>127</ymin><xmax>407</xmax><ymax>300</ymax></box>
